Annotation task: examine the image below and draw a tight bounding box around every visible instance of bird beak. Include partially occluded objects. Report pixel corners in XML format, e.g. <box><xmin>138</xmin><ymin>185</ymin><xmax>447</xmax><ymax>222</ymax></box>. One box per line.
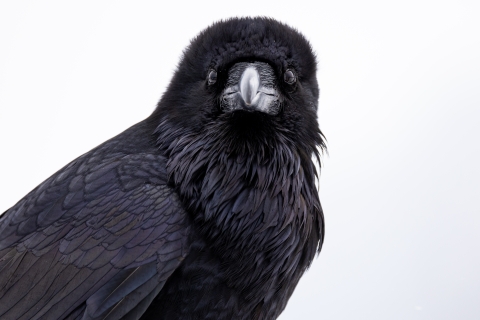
<box><xmin>221</xmin><ymin>62</ymin><xmax>281</xmax><ymax>115</ymax></box>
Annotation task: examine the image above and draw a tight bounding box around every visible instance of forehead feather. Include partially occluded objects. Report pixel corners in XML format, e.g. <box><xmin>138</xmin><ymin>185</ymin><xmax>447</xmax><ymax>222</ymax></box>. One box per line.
<box><xmin>181</xmin><ymin>17</ymin><xmax>317</xmax><ymax>79</ymax></box>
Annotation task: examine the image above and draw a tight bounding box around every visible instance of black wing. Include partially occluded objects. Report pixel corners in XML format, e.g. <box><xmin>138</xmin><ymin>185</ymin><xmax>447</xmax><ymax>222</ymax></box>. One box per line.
<box><xmin>0</xmin><ymin>149</ymin><xmax>190</xmax><ymax>320</ymax></box>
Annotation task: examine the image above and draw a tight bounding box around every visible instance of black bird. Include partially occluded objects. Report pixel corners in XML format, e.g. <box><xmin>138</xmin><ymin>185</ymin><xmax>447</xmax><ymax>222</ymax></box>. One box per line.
<box><xmin>0</xmin><ymin>17</ymin><xmax>325</xmax><ymax>319</ymax></box>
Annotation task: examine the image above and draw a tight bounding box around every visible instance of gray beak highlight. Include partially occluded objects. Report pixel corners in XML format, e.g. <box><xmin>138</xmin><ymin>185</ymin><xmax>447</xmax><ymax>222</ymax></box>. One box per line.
<box><xmin>240</xmin><ymin>67</ymin><xmax>260</xmax><ymax>106</ymax></box>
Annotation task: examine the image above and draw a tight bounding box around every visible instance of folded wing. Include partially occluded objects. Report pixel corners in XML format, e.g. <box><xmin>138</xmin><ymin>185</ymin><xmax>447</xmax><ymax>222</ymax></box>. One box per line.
<box><xmin>0</xmin><ymin>151</ymin><xmax>190</xmax><ymax>320</ymax></box>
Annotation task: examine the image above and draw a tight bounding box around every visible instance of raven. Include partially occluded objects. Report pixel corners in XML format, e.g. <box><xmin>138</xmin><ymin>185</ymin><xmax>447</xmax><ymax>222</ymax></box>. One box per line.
<box><xmin>0</xmin><ymin>17</ymin><xmax>325</xmax><ymax>319</ymax></box>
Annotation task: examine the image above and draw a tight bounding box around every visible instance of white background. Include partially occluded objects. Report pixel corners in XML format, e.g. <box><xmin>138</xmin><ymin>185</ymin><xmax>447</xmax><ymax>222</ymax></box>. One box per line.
<box><xmin>1</xmin><ymin>1</ymin><xmax>479</xmax><ymax>319</ymax></box>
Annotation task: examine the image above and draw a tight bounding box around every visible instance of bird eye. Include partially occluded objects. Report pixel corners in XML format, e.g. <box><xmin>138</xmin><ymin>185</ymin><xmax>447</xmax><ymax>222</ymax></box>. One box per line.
<box><xmin>284</xmin><ymin>69</ymin><xmax>296</xmax><ymax>85</ymax></box>
<box><xmin>207</xmin><ymin>69</ymin><xmax>217</xmax><ymax>85</ymax></box>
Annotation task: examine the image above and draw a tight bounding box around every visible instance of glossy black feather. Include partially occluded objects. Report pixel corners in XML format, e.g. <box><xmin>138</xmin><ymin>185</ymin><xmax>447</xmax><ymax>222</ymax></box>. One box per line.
<box><xmin>0</xmin><ymin>123</ymin><xmax>190</xmax><ymax>319</ymax></box>
<box><xmin>0</xmin><ymin>17</ymin><xmax>325</xmax><ymax>320</ymax></box>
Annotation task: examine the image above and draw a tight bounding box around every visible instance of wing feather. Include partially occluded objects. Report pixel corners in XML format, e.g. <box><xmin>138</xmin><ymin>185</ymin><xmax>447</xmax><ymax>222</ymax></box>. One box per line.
<box><xmin>0</xmin><ymin>150</ymin><xmax>190</xmax><ymax>320</ymax></box>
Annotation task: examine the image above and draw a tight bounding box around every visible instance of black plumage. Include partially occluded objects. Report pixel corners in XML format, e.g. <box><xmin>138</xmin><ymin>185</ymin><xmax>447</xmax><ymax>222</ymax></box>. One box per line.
<box><xmin>0</xmin><ymin>17</ymin><xmax>326</xmax><ymax>319</ymax></box>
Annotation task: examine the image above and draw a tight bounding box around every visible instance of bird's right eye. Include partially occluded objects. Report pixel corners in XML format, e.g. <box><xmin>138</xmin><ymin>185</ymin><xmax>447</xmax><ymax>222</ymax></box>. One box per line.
<box><xmin>207</xmin><ymin>69</ymin><xmax>217</xmax><ymax>85</ymax></box>
<box><xmin>284</xmin><ymin>69</ymin><xmax>296</xmax><ymax>85</ymax></box>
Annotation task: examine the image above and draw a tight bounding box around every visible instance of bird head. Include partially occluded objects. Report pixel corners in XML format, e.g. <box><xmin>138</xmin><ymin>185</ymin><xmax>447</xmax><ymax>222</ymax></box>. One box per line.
<box><xmin>149</xmin><ymin>17</ymin><xmax>324</xmax><ymax>163</ymax></box>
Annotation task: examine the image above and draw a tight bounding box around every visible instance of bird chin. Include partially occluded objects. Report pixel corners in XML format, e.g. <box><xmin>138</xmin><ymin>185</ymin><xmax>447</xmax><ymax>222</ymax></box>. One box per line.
<box><xmin>221</xmin><ymin>109</ymin><xmax>272</xmax><ymax>134</ymax></box>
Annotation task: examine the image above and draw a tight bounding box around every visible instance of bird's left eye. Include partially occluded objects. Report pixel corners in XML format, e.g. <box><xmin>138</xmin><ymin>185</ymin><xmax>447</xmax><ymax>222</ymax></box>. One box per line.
<box><xmin>284</xmin><ymin>69</ymin><xmax>296</xmax><ymax>85</ymax></box>
<box><xmin>207</xmin><ymin>69</ymin><xmax>217</xmax><ymax>85</ymax></box>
